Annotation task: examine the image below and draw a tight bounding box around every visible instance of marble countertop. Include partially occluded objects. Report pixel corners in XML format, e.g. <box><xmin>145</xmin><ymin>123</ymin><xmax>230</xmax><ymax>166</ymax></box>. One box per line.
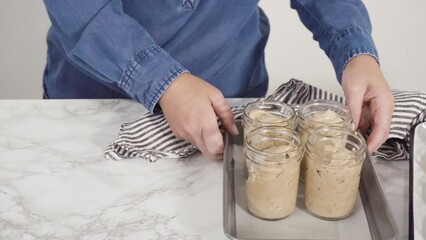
<box><xmin>0</xmin><ymin>99</ymin><xmax>409</xmax><ymax>240</ymax></box>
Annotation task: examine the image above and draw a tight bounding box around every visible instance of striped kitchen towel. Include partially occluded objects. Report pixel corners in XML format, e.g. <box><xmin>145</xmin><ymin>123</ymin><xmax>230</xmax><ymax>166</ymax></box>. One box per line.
<box><xmin>105</xmin><ymin>79</ymin><xmax>426</xmax><ymax>162</ymax></box>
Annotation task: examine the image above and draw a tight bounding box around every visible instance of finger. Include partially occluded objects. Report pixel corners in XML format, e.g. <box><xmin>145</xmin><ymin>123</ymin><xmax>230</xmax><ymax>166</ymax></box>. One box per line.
<box><xmin>181</xmin><ymin>112</ymin><xmax>220</xmax><ymax>160</ymax></box>
<box><xmin>344</xmin><ymin>87</ymin><xmax>364</xmax><ymax>129</ymax></box>
<box><xmin>188</xmin><ymin>129</ymin><xmax>222</xmax><ymax>161</ymax></box>
<box><xmin>201</xmin><ymin>111</ymin><xmax>225</xmax><ymax>158</ymax></box>
<box><xmin>358</xmin><ymin>115</ymin><xmax>370</xmax><ymax>134</ymax></box>
<box><xmin>210</xmin><ymin>93</ymin><xmax>239</xmax><ymax>135</ymax></box>
<box><xmin>366</xmin><ymin>99</ymin><xmax>392</xmax><ymax>153</ymax></box>
<box><xmin>358</xmin><ymin>105</ymin><xmax>372</xmax><ymax>134</ymax></box>
<box><xmin>367</xmin><ymin>125</ymin><xmax>388</xmax><ymax>153</ymax></box>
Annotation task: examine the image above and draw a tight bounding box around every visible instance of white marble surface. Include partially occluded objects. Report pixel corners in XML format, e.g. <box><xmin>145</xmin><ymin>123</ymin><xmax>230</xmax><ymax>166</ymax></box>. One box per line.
<box><xmin>0</xmin><ymin>99</ymin><xmax>410</xmax><ymax>240</ymax></box>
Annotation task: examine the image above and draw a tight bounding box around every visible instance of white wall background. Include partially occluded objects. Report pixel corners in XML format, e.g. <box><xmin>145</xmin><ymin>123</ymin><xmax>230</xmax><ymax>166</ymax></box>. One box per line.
<box><xmin>0</xmin><ymin>1</ymin><xmax>50</xmax><ymax>99</ymax></box>
<box><xmin>1</xmin><ymin>1</ymin><xmax>425</xmax><ymax>99</ymax></box>
<box><xmin>259</xmin><ymin>0</ymin><xmax>426</xmax><ymax>96</ymax></box>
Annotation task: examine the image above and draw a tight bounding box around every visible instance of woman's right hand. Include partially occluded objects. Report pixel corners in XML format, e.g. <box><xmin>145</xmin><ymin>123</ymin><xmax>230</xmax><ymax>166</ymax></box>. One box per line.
<box><xmin>158</xmin><ymin>73</ymin><xmax>239</xmax><ymax>160</ymax></box>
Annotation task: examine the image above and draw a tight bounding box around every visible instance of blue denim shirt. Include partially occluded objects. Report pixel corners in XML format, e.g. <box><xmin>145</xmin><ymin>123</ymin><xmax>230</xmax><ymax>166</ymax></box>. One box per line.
<box><xmin>43</xmin><ymin>0</ymin><xmax>378</xmax><ymax>112</ymax></box>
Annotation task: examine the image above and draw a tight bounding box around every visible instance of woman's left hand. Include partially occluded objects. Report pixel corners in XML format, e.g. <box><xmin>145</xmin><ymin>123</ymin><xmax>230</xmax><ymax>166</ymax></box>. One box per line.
<box><xmin>341</xmin><ymin>55</ymin><xmax>394</xmax><ymax>153</ymax></box>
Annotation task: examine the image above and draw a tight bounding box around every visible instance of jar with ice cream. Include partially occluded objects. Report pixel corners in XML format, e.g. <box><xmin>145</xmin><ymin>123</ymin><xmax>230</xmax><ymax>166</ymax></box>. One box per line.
<box><xmin>304</xmin><ymin>127</ymin><xmax>366</xmax><ymax>220</ymax></box>
<box><xmin>298</xmin><ymin>99</ymin><xmax>352</xmax><ymax>181</ymax></box>
<box><xmin>244</xmin><ymin>126</ymin><xmax>303</xmax><ymax>220</ymax></box>
<box><xmin>243</xmin><ymin>99</ymin><xmax>297</xmax><ymax>142</ymax></box>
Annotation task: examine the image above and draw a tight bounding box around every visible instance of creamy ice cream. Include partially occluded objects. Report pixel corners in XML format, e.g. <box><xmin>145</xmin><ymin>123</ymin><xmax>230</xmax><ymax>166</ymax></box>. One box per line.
<box><xmin>245</xmin><ymin>141</ymin><xmax>301</xmax><ymax>220</ymax></box>
<box><xmin>249</xmin><ymin>109</ymin><xmax>289</xmax><ymax>123</ymax></box>
<box><xmin>299</xmin><ymin>109</ymin><xmax>346</xmax><ymax>142</ymax></box>
<box><xmin>299</xmin><ymin>109</ymin><xmax>348</xmax><ymax>181</ymax></box>
<box><xmin>244</xmin><ymin>109</ymin><xmax>293</xmax><ymax>139</ymax></box>
<box><xmin>313</xmin><ymin>109</ymin><xmax>346</xmax><ymax>124</ymax></box>
<box><xmin>304</xmin><ymin>139</ymin><xmax>363</xmax><ymax>220</ymax></box>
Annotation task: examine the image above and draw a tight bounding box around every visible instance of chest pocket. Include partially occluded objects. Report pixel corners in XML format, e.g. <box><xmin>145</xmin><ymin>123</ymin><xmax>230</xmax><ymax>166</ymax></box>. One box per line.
<box><xmin>180</xmin><ymin>0</ymin><xmax>197</xmax><ymax>11</ymax></box>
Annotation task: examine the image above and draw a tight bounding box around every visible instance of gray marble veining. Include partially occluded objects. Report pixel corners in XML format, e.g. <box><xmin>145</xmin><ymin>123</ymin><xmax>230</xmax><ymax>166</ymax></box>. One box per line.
<box><xmin>0</xmin><ymin>99</ymin><xmax>411</xmax><ymax>240</ymax></box>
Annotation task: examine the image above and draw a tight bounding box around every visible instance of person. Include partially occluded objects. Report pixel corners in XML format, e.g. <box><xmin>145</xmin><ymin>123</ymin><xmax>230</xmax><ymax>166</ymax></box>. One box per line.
<box><xmin>43</xmin><ymin>0</ymin><xmax>394</xmax><ymax>160</ymax></box>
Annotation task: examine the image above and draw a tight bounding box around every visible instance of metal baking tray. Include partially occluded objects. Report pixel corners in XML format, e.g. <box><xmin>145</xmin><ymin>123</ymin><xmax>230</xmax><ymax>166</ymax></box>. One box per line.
<box><xmin>223</xmin><ymin>121</ymin><xmax>399</xmax><ymax>240</ymax></box>
<box><xmin>409</xmin><ymin>122</ymin><xmax>426</xmax><ymax>240</ymax></box>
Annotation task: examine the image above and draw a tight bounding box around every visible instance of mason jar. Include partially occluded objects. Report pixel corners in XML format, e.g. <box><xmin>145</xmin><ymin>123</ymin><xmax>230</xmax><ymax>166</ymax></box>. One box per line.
<box><xmin>298</xmin><ymin>99</ymin><xmax>352</xmax><ymax>181</ymax></box>
<box><xmin>304</xmin><ymin>127</ymin><xmax>366</xmax><ymax>220</ymax></box>
<box><xmin>243</xmin><ymin>99</ymin><xmax>297</xmax><ymax>143</ymax></box>
<box><xmin>244</xmin><ymin>127</ymin><xmax>303</xmax><ymax>220</ymax></box>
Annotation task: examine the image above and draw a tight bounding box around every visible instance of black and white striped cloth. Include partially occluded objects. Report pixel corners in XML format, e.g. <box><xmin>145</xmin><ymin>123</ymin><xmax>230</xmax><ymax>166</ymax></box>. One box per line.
<box><xmin>105</xmin><ymin>79</ymin><xmax>426</xmax><ymax>162</ymax></box>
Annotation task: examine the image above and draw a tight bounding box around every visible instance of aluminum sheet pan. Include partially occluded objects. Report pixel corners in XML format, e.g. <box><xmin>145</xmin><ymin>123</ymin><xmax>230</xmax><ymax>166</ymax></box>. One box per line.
<box><xmin>410</xmin><ymin>122</ymin><xmax>426</xmax><ymax>240</ymax></box>
<box><xmin>223</xmin><ymin>121</ymin><xmax>398</xmax><ymax>240</ymax></box>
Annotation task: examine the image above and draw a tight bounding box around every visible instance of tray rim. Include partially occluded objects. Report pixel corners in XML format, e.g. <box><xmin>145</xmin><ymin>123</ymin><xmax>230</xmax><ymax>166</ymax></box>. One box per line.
<box><xmin>409</xmin><ymin>122</ymin><xmax>426</xmax><ymax>240</ymax></box>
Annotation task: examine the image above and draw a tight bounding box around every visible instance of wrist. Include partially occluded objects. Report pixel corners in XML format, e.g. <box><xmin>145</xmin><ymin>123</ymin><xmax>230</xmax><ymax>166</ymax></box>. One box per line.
<box><xmin>346</xmin><ymin>54</ymin><xmax>379</xmax><ymax>68</ymax></box>
<box><xmin>159</xmin><ymin>72</ymin><xmax>192</xmax><ymax>108</ymax></box>
<box><xmin>342</xmin><ymin>53</ymin><xmax>389</xmax><ymax>94</ymax></box>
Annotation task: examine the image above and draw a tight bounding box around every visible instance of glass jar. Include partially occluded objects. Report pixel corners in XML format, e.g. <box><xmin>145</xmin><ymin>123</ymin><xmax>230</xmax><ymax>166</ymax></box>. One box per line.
<box><xmin>244</xmin><ymin>127</ymin><xmax>303</xmax><ymax>220</ymax></box>
<box><xmin>243</xmin><ymin>99</ymin><xmax>297</xmax><ymax>142</ymax></box>
<box><xmin>304</xmin><ymin>127</ymin><xmax>366</xmax><ymax>220</ymax></box>
<box><xmin>298</xmin><ymin>99</ymin><xmax>352</xmax><ymax>181</ymax></box>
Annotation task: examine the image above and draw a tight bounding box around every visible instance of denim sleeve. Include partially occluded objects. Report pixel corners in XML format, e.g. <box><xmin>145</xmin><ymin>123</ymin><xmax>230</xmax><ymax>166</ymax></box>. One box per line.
<box><xmin>290</xmin><ymin>0</ymin><xmax>379</xmax><ymax>82</ymax></box>
<box><xmin>43</xmin><ymin>0</ymin><xmax>188</xmax><ymax>112</ymax></box>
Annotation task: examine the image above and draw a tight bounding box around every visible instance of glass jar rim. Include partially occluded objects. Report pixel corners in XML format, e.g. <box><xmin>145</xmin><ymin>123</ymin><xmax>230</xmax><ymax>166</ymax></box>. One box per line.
<box><xmin>306</xmin><ymin>127</ymin><xmax>366</xmax><ymax>167</ymax></box>
<box><xmin>298</xmin><ymin>99</ymin><xmax>352</xmax><ymax>124</ymax></box>
<box><xmin>243</xmin><ymin>99</ymin><xmax>297</xmax><ymax>124</ymax></box>
<box><xmin>245</xmin><ymin>126</ymin><xmax>303</xmax><ymax>165</ymax></box>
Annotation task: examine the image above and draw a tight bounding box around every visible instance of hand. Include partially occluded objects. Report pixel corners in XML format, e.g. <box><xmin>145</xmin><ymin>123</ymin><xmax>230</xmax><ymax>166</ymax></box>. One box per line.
<box><xmin>342</xmin><ymin>55</ymin><xmax>394</xmax><ymax>153</ymax></box>
<box><xmin>158</xmin><ymin>73</ymin><xmax>239</xmax><ymax>160</ymax></box>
